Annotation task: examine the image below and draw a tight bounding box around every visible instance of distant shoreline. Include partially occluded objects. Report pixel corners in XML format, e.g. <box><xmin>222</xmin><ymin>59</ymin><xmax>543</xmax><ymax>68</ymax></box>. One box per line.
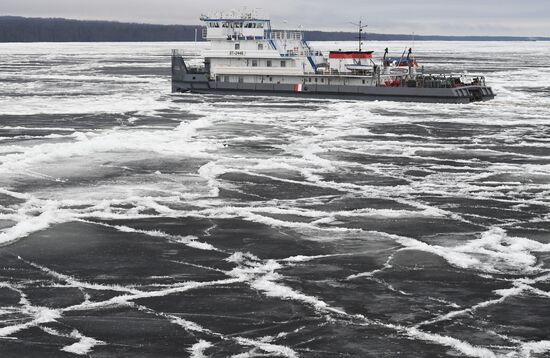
<box><xmin>1</xmin><ymin>16</ymin><xmax>548</xmax><ymax>43</ymax></box>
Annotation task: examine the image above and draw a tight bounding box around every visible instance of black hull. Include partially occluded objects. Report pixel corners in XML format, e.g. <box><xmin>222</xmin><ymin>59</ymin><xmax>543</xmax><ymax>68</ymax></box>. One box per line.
<box><xmin>174</xmin><ymin>86</ymin><xmax>488</xmax><ymax>104</ymax></box>
<box><xmin>173</xmin><ymin>82</ymin><xmax>494</xmax><ymax>104</ymax></box>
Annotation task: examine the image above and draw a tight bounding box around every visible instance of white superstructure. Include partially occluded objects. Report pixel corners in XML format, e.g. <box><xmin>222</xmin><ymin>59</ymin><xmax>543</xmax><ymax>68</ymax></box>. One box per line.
<box><xmin>200</xmin><ymin>10</ymin><xmax>326</xmax><ymax>84</ymax></box>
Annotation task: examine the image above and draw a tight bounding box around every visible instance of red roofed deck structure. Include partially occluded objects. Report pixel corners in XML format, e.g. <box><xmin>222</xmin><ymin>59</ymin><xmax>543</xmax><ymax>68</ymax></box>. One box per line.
<box><xmin>328</xmin><ymin>51</ymin><xmax>374</xmax><ymax>59</ymax></box>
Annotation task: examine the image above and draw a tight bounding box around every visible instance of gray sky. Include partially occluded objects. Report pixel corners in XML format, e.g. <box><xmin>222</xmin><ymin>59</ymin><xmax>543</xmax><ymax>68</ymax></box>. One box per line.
<box><xmin>2</xmin><ymin>0</ymin><xmax>550</xmax><ymax>36</ymax></box>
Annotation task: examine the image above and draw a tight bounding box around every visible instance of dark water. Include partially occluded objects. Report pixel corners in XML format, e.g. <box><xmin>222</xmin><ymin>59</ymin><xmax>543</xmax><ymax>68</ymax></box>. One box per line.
<box><xmin>0</xmin><ymin>42</ymin><xmax>549</xmax><ymax>357</ymax></box>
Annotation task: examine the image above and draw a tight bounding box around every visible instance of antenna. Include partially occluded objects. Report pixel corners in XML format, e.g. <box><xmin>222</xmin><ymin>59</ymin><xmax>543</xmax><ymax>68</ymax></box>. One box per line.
<box><xmin>349</xmin><ymin>20</ymin><xmax>368</xmax><ymax>52</ymax></box>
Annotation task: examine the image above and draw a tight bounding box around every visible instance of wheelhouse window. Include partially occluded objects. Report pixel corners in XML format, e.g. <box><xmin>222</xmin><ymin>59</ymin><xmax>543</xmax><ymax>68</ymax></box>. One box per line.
<box><xmin>258</xmin><ymin>43</ymin><xmax>264</xmax><ymax>50</ymax></box>
<box><xmin>267</xmin><ymin>60</ymin><xmax>272</xmax><ymax>67</ymax></box>
<box><xmin>280</xmin><ymin>61</ymin><xmax>286</xmax><ymax>68</ymax></box>
<box><xmin>252</xmin><ymin>60</ymin><xmax>258</xmax><ymax>67</ymax></box>
<box><xmin>235</xmin><ymin>43</ymin><xmax>240</xmax><ymax>50</ymax></box>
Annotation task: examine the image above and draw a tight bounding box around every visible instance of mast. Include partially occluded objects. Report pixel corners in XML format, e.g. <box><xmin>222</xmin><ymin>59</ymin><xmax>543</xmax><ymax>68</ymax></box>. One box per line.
<box><xmin>350</xmin><ymin>20</ymin><xmax>368</xmax><ymax>52</ymax></box>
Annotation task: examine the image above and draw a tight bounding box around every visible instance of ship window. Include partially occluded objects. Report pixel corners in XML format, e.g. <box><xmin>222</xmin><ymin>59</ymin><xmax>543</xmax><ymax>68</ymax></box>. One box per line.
<box><xmin>235</xmin><ymin>22</ymin><xmax>243</xmax><ymax>28</ymax></box>
<box><xmin>321</xmin><ymin>78</ymin><xmax>324</xmax><ymax>83</ymax></box>
<box><xmin>362</xmin><ymin>80</ymin><xmax>366</xmax><ymax>84</ymax></box>
<box><xmin>315</xmin><ymin>78</ymin><xmax>318</xmax><ymax>83</ymax></box>
<box><xmin>280</xmin><ymin>61</ymin><xmax>286</xmax><ymax>68</ymax></box>
<box><xmin>269</xmin><ymin>77</ymin><xmax>273</xmax><ymax>82</ymax></box>
<box><xmin>258</xmin><ymin>43</ymin><xmax>264</xmax><ymax>50</ymax></box>
<box><xmin>252</xmin><ymin>60</ymin><xmax>258</xmax><ymax>67</ymax></box>
<box><xmin>235</xmin><ymin>43</ymin><xmax>240</xmax><ymax>50</ymax></box>
<box><xmin>267</xmin><ymin>60</ymin><xmax>272</xmax><ymax>67</ymax></box>
<box><xmin>308</xmin><ymin>78</ymin><xmax>312</xmax><ymax>83</ymax></box>
<box><xmin>224</xmin><ymin>76</ymin><xmax>229</xmax><ymax>82</ymax></box>
<box><xmin>238</xmin><ymin>77</ymin><xmax>244</xmax><ymax>83</ymax></box>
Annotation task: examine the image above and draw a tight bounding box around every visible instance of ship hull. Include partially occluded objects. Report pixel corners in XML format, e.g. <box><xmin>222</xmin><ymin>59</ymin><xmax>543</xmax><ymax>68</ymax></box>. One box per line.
<box><xmin>171</xmin><ymin>57</ymin><xmax>495</xmax><ymax>104</ymax></box>
<box><xmin>172</xmin><ymin>79</ymin><xmax>494</xmax><ymax>104</ymax></box>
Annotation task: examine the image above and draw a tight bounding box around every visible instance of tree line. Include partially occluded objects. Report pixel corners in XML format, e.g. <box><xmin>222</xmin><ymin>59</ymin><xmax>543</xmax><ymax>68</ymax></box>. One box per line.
<box><xmin>0</xmin><ymin>16</ymin><xmax>546</xmax><ymax>42</ymax></box>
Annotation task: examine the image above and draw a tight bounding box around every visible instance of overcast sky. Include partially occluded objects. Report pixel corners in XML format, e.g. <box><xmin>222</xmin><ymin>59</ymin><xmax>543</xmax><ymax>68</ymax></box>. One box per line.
<box><xmin>2</xmin><ymin>0</ymin><xmax>549</xmax><ymax>36</ymax></box>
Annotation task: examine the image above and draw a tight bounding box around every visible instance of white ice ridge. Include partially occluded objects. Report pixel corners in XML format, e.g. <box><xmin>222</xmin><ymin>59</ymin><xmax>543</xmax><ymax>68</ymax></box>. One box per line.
<box><xmin>514</xmin><ymin>340</ymin><xmax>550</xmax><ymax>358</ymax></box>
<box><xmin>0</xmin><ymin>187</ymin><xmax>32</xmax><ymax>200</ymax></box>
<box><xmin>233</xmin><ymin>337</ymin><xmax>299</xmax><ymax>358</ymax></box>
<box><xmin>385</xmin><ymin>227</ymin><xmax>550</xmax><ymax>275</ymax></box>
<box><xmin>416</xmin><ymin>287</ymin><xmax>521</xmax><ymax>329</ymax></box>
<box><xmin>404</xmin><ymin>327</ymin><xmax>497</xmax><ymax>358</ymax></box>
<box><xmin>92</xmin><ymin>221</ymin><xmax>220</xmax><ymax>252</ymax></box>
<box><xmin>19</xmin><ymin>257</ymin><xmax>141</xmax><ymax>294</ymax></box>
<box><xmin>62</xmin><ymin>330</ymin><xmax>106</xmax><ymax>355</ymax></box>
<box><xmin>0</xmin><ymin>189</ymin><xmax>212</xmax><ymax>246</ymax></box>
<box><xmin>417</xmin><ymin>273</ymin><xmax>550</xmax><ymax>329</ymax></box>
<box><xmin>0</xmin><ymin>197</ymin><xmax>69</xmax><ymax>246</ymax></box>
<box><xmin>134</xmin><ymin>303</ymin><xmax>209</xmax><ymax>334</ymax></box>
<box><xmin>0</xmin><ymin>126</ymin><xmax>77</xmax><ymax>132</ymax></box>
<box><xmin>346</xmin><ymin>251</ymin><xmax>396</xmax><ymax>280</ymax></box>
<box><xmin>0</xmin><ymin>116</ymin><xmax>220</xmax><ymax>177</ymax></box>
<box><xmin>416</xmin><ymin>274</ymin><xmax>550</xmax><ymax>327</ymax></box>
<box><xmin>185</xmin><ymin>206</ymin><xmax>364</xmax><ymax>234</ymax></box>
<box><xmin>62</xmin><ymin>277</ymin><xmax>243</xmax><ymax>313</ymax></box>
<box><xmin>189</xmin><ymin>340</ymin><xmax>213</xmax><ymax>358</ymax></box>
<box><xmin>234</xmin><ymin>204</ymin><xmax>440</xmax><ymax>219</ymax></box>
<box><xmin>0</xmin><ymin>282</ymin><xmax>61</xmax><ymax>338</ymax></box>
<box><xmin>226</xmin><ymin>252</ymin><xmax>348</xmax><ymax>316</ymax></box>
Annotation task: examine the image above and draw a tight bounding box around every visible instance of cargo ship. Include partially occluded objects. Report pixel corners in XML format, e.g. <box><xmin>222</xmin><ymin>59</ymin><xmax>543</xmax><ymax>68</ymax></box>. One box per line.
<box><xmin>171</xmin><ymin>11</ymin><xmax>495</xmax><ymax>103</ymax></box>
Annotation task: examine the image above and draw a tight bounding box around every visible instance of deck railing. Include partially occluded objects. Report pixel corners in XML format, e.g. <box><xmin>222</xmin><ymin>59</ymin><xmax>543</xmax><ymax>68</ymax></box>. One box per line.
<box><xmin>267</xmin><ymin>30</ymin><xmax>303</xmax><ymax>40</ymax></box>
<box><xmin>171</xmin><ymin>49</ymin><xmax>202</xmax><ymax>58</ymax></box>
<box><xmin>417</xmin><ymin>74</ymin><xmax>487</xmax><ymax>87</ymax></box>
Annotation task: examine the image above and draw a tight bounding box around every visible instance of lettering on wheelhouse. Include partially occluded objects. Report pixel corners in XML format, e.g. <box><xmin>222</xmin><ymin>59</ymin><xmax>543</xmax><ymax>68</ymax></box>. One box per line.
<box><xmin>229</xmin><ymin>51</ymin><xmax>245</xmax><ymax>56</ymax></box>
